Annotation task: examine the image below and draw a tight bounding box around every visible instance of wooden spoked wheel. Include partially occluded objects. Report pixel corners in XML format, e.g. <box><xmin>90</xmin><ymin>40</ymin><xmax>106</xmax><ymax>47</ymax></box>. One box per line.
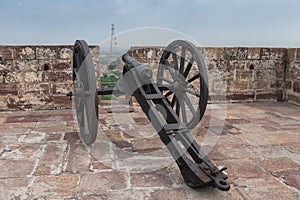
<box><xmin>157</xmin><ymin>40</ymin><xmax>208</xmax><ymax>129</ymax></box>
<box><xmin>73</xmin><ymin>40</ymin><xmax>98</xmax><ymax>145</ymax></box>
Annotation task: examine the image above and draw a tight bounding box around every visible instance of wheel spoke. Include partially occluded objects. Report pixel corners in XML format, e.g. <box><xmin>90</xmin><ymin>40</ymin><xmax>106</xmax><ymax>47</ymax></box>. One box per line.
<box><xmin>180</xmin><ymin>99</ymin><xmax>187</xmax><ymax>123</ymax></box>
<box><xmin>176</xmin><ymin>100</ymin><xmax>180</xmax><ymax>116</ymax></box>
<box><xmin>160</xmin><ymin>77</ymin><xmax>173</xmax><ymax>84</ymax></box>
<box><xmin>165</xmin><ymin>90</ymin><xmax>173</xmax><ymax>98</ymax></box>
<box><xmin>183</xmin><ymin>57</ymin><xmax>194</xmax><ymax>78</ymax></box>
<box><xmin>179</xmin><ymin>47</ymin><xmax>186</xmax><ymax>74</ymax></box>
<box><xmin>164</xmin><ymin>97</ymin><xmax>171</xmax><ymax>105</ymax></box>
<box><xmin>166</xmin><ymin>67</ymin><xmax>177</xmax><ymax>80</ymax></box>
<box><xmin>188</xmin><ymin>73</ymin><xmax>200</xmax><ymax>83</ymax></box>
<box><xmin>172</xmin><ymin>52</ymin><xmax>179</xmax><ymax>71</ymax></box>
<box><xmin>183</xmin><ymin>87</ymin><xmax>201</xmax><ymax>98</ymax></box>
<box><xmin>163</xmin><ymin>83</ymin><xmax>174</xmax><ymax>90</ymax></box>
<box><xmin>162</xmin><ymin>61</ymin><xmax>177</xmax><ymax>80</ymax></box>
<box><xmin>171</xmin><ymin>95</ymin><xmax>177</xmax><ymax>107</ymax></box>
<box><xmin>183</xmin><ymin>93</ymin><xmax>196</xmax><ymax>116</ymax></box>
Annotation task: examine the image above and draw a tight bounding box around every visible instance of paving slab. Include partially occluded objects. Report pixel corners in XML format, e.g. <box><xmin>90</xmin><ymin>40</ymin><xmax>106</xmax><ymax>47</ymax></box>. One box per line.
<box><xmin>0</xmin><ymin>102</ymin><xmax>299</xmax><ymax>199</ymax></box>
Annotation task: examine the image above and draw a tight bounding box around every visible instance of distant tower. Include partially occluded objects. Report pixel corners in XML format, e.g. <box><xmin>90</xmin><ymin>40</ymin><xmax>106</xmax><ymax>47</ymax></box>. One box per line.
<box><xmin>109</xmin><ymin>24</ymin><xmax>117</xmax><ymax>63</ymax></box>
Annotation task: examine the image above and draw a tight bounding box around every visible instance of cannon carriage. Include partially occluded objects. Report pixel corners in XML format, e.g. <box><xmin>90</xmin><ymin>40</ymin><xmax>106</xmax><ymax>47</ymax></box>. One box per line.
<box><xmin>68</xmin><ymin>39</ymin><xmax>230</xmax><ymax>191</ymax></box>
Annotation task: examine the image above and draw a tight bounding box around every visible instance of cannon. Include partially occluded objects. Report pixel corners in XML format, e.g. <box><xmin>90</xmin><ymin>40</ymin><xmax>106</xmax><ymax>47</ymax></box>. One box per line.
<box><xmin>68</xmin><ymin>39</ymin><xmax>230</xmax><ymax>191</ymax></box>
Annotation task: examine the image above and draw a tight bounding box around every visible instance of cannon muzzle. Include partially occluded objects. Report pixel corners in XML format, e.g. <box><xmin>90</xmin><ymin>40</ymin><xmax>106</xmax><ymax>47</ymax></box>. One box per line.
<box><xmin>122</xmin><ymin>53</ymin><xmax>152</xmax><ymax>84</ymax></box>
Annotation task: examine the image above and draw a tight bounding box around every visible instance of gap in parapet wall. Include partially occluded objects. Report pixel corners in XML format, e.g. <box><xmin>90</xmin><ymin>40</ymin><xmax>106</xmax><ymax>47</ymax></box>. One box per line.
<box><xmin>0</xmin><ymin>45</ymin><xmax>299</xmax><ymax>110</ymax></box>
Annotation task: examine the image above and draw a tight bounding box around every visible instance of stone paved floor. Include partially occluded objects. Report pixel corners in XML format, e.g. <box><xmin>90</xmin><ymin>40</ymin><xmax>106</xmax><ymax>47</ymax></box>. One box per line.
<box><xmin>0</xmin><ymin>102</ymin><xmax>299</xmax><ymax>200</ymax></box>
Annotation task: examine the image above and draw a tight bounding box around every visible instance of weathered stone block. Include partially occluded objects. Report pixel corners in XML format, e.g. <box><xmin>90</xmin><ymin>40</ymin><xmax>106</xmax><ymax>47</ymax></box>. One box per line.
<box><xmin>255</xmin><ymin>90</ymin><xmax>283</xmax><ymax>101</ymax></box>
<box><xmin>289</xmin><ymin>68</ymin><xmax>300</xmax><ymax>80</ymax></box>
<box><xmin>275</xmin><ymin>69</ymin><xmax>284</xmax><ymax>79</ymax></box>
<box><xmin>216</xmin><ymin>60</ymin><xmax>228</xmax><ymax>71</ymax></box>
<box><xmin>293</xmin><ymin>81</ymin><xmax>300</xmax><ymax>93</ymax></box>
<box><xmin>131</xmin><ymin>137</ymin><xmax>165</xmax><ymax>153</ymax></box>
<box><xmin>272</xmin><ymin>169</ymin><xmax>300</xmax><ymax>190</ymax></box>
<box><xmin>270</xmin><ymin>48</ymin><xmax>288</xmax><ymax>60</ymax></box>
<box><xmin>0</xmin><ymin>83</ymin><xmax>18</xmax><ymax>95</ymax></box>
<box><xmin>245</xmin><ymin>60</ymin><xmax>259</xmax><ymax>70</ymax></box>
<box><xmin>287</xmin><ymin>48</ymin><xmax>296</xmax><ymax>61</ymax></box>
<box><xmin>58</xmin><ymin>47</ymin><xmax>73</xmax><ymax>59</ymax></box>
<box><xmin>205</xmin><ymin>60</ymin><xmax>217</xmax><ymax>70</ymax></box>
<box><xmin>202</xmin><ymin>47</ymin><xmax>224</xmax><ymax>60</ymax></box>
<box><xmin>256</xmin><ymin>80</ymin><xmax>271</xmax><ymax>90</ymax></box>
<box><xmin>24</xmin><ymin>72</ymin><xmax>42</xmax><ymax>83</ymax></box>
<box><xmin>227</xmin><ymin>92</ymin><xmax>254</xmax><ymax>101</ymax></box>
<box><xmin>0</xmin><ymin>95</ymin><xmax>7</xmax><ymax>109</ymax></box>
<box><xmin>286</xmin><ymin>93</ymin><xmax>300</xmax><ymax>105</ymax></box>
<box><xmin>131</xmin><ymin>168</ymin><xmax>173</xmax><ymax>187</ymax></box>
<box><xmin>82</xmin><ymin>190</ymin><xmax>135</xmax><ymax>200</ymax></box>
<box><xmin>6</xmin><ymin>95</ymin><xmax>19</xmax><ymax>110</ymax></box>
<box><xmin>248</xmin><ymin>80</ymin><xmax>257</xmax><ymax>90</ymax></box>
<box><xmin>3</xmin><ymin>71</ymin><xmax>24</xmax><ymax>83</ymax></box>
<box><xmin>284</xmin><ymin>81</ymin><xmax>292</xmax><ymax>90</ymax></box>
<box><xmin>257</xmin><ymin>157</ymin><xmax>300</xmax><ymax>172</ymax></box>
<box><xmin>255</xmin><ymin>70</ymin><xmax>275</xmax><ymax>80</ymax></box>
<box><xmin>0</xmin><ymin>46</ymin><xmax>14</xmax><ymax>59</ymax></box>
<box><xmin>52</xmin><ymin>95</ymin><xmax>72</xmax><ymax>108</ymax></box>
<box><xmin>271</xmin><ymin>80</ymin><xmax>283</xmax><ymax>89</ymax></box>
<box><xmin>25</xmin><ymin>83</ymin><xmax>50</xmax><ymax>95</ymax></box>
<box><xmin>36</xmin><ymin>46</ymin><xmax>58</xmax><ymax>59</ymax></box>
<box><xmin>46</xmin><ymin>71</ymin><xmax>72</xmax><ymax>82</ymax></box>
<box><xmin>212</xmin><ymin>81</ymin><xmax>227</xmax><ymax>92</ymax></box>
<box><xmin>53</xmin><ymin>60</ymin><xmax>71</xmax><ymax>71</ymax></box>
<box><xmin>237</xmin><ymin>47</ymin><xmax>248</xmax><ymax>60</ymax></box>
<box><xmin>15</xmin><ymin>46</ymin><xmax>36</xmax><ymax>59</ymax></box>
<box><xmin>0</xmin><ymin>59</ymin><xmax>13</xmax><ymax>72</ymax></box>
<box><xmin>247</xmin><ymin>48</ymin><xmax>260</xmax><ymax>60</ymax></box>
<box><xmin>129</xmin><ymin>47</ymin><xmax>148</xmax><ymax>63</ymax></box>
<box><xmin>80</xmin><ymin>172</ymin><xmax>127</xmax><ymax>193</ymax></box>
<box><xmin>229</xmin><ymin>81</ymin><xmax>249</xmax><ymax>92</ymax></box>
<box><xmin>235</xmin><ymin>69</ymin><xmax>252</xmax><ymax>80</ymax></box>
<box><xmin>29</xmin><ymin>174</ymin><xmax>79</xmax><ymax>199</ymax></box>
<box><xmin>38</xmin><ymin>60</ymin><xmax>52</xmax><ymax>71</ymax></box>
<box><xmin>1</xmin><ymin>144</ymin><xmax>43</xmax><ymax>159</ymax></box>
<box><xmin>63</xmin><ymin>131</ymin><xmax>80</xmax><ymax>143</ymax></box>
<box><xmin>0</xmin><ymin>178</ymin><xmax>31</xmax><ymax>200</ymax></box>
<box><xmin>260</xmin><ymin>48</ymin><xmax>270</xmax><ymax>60</ymax></box>
<box><xmin>14</xmin><ymin>60</ymin><xmax>39</xmax><ymax>72</ymax></box>
<box><xmin>0</xmin><ymin>159</ymin><xmax>35</xmax><ymax>178</ymax></box>
<box><xmin>257</xmin><ymin>60</ymin><xmax>269</xmax><ymax>69</ymax></box>
<box><xmin>234</xmin><ymin>177</ymin><xmax>298</xmax><ymax>200</ymax></box>
<box><xmin>296</xmin><ymin>48</ymin><xmax>300</xmax><ymax>61</ymax></box>
<box><xmin>65</xmin><ymin>143</ymin><xmax>91</xmax><ymax>173</ymax></box>
<box><xmin>50</xmin><ymin>83</ymin><xmax>72</xmax><ymax>94</ymax></box>
<box><xmin>34</xmin><ymin>142</ymin><xmax>67</xmax><ymax>175</ymax></box>
<box><xmin>222</xmin><ymin>47</ymin><xmax>237</xmax><ymax>60</ymax></box>
<box><xmin>268</xmin><ymin>60</ymin><xmax>286</xmax><ymax>70</ymax></box>
<box><xmin>228</xmin><ymin>60</ymin><xmax>246</xmax><ymax>70</ymax></box>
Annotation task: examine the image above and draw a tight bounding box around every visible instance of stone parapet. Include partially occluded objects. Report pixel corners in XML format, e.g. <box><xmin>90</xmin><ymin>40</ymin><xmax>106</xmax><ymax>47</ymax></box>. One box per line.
<box><xmin>0</xmin><ymin>44</ymin><xmax>299</xmax><ymax>110</ymax></box>
<box><xmin>0</xmin><ymin>45</ymin><xmax>100</xmax><ymax>110</ymax></box>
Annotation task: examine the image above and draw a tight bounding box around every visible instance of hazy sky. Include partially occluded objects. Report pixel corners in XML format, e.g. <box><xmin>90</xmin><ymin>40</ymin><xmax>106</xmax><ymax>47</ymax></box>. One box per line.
<box><xmin>1</xmin><ymin>0</ymin><xmax>300</xmax><ymax>47</ymax></box>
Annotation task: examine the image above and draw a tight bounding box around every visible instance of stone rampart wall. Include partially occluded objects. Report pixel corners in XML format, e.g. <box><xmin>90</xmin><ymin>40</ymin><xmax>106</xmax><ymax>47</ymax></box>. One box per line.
<box><xmin>0</xmin><ymin>45</ymin><xmax>99</xmax><ymax>110</ymax></box>
<box><xmin>129</xmin><ymin>46</ymin><xmax>299</xmax><ymax>106</ymax></box>
<box><xmin>0</xmin><ymin>44</ymin><xmax>299</xmax><ymax>110</ymax></box>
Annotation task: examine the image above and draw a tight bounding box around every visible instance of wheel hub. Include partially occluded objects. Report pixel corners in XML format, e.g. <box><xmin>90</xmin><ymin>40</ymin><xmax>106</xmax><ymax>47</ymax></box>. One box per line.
<box><xmin>173</xmin><ymin>77</ymin><xmax>186</xmax><ymax>96</ymax></box>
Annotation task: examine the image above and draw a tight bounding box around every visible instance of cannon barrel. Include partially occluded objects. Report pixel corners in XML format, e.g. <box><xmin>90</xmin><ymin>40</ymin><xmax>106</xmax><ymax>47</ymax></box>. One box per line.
<box><xmin>122</xmin><ymin>53</ymin><xmax>152</xmax><ymax>84</ymax></box>
<box><xmin>122</xmin><ymin>53</ymin><xmax>141</xmax><ymax>68</ymax></box>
